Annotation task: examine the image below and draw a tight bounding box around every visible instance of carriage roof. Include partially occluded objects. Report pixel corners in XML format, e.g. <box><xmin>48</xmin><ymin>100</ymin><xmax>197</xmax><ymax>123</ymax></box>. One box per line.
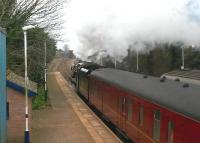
<box><xmin>91</xmin><ymin>68</ymin><xmax>200</xmax><ymax>122</ymax></box>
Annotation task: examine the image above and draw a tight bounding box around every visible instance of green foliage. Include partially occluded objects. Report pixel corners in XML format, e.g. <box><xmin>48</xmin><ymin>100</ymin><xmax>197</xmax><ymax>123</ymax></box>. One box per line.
<box><xmin>151</xmin><ymin>45</ymin><xmax>172</xmax><ymax>75</ymax></box>
<box><xmin>102</xmin><ymin>55</ymin><xmax>115</xmax><ymax>68</ymax></box>
<box><xmin>138</xmin><ymin>52</ymin><xmax>152</xmax><ymax>74</ymax></box>
<box><xmin>32</xmin><ymin>86</ymin><xmax>46</xmax><ymax>110</ymax></box>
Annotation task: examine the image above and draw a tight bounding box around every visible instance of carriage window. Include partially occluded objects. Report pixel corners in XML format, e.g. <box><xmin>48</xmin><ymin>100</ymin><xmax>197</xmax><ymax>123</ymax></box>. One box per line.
<box><xmin>127</xmin><ymin>100</ymin><xmax>133</xmax><ymax>121</ymax></box>
<box><xmin>153</xmin><ymin>110</ymin><xmax>161</xmax><ymax>141</ymax></box>
<box><xmin>167</xmin><ymin>121</ymin><xmax>174</xmax><ymax>143</ymax></box>
<box><xmin>139</xmin><ymin>106</ymin><xmax>144</xmax><ymax>126</ymax></box>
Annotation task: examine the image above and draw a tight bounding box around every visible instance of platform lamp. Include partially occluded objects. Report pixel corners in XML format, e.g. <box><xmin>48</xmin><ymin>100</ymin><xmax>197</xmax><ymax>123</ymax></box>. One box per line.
<box><xmin>44</xmin><ymin>41</ymin><xmax>48</xmax><ymax>101</ymax></box>
<box><xmin>181</xmin><ymin>45</ymin><xmax>185</xmax><ymax>70</ymax></box>
<box><xmin>136</xmin><ymin>49</ymin><xmax>139</xmax><ymax>72</ymax></box>
<box><xmin>22</xmin><ymin>25</ymin><xmax>35</xmax><ymax>143</ymax></box>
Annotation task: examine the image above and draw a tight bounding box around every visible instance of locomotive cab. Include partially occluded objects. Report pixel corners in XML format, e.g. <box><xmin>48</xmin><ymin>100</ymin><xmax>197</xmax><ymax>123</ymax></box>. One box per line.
<box><xmin>76</xmin><ymin>62</ymin><xmax>101</xmax><ymax>100</ymax></box>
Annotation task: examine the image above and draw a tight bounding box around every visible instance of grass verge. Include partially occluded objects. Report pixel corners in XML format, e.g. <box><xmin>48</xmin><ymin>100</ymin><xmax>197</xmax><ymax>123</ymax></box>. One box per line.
<box><xmin>32</xmin><ymin>85</ymin><xmax>46</xmax><ymax>110</ymax></box>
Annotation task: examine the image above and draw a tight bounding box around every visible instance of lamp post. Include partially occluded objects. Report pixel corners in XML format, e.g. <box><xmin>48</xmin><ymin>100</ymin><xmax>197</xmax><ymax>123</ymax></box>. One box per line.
<box><xmin>114</xmin><ymin>56</ymin><xmax>117</xmax><ymax>69</ymax></box>
<box><xmin>44</xmin><ymin>41</ymin><xmax>48</xmax><ymax>101</ymax></box>
<box><xmin>136</xmin><ymin>49</ymin><xmax>139</xmax><ymax>72</ymax></box>
<box><xmin>22</xmin><ymin>25</ymin><xmax>35</xmax><ymax>143</ymax></box>
<box><xmin>181</xmin><ymin>45</ymin><xmax>185</xmax><ymax>70</ymax></box>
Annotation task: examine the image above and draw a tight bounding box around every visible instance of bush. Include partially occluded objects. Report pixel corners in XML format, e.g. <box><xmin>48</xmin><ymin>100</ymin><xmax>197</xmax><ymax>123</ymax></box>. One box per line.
<box><xmin>32</xmin><ymin>86</ymin><xmax>46</xmax><ymax>110</ymax></box>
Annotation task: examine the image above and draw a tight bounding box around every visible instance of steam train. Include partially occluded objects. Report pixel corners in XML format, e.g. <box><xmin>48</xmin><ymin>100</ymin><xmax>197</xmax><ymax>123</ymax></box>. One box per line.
<box><xmin>71</xmin><ymin>62</ymin><xmax>200</xmax><ymax>143</ymax></box>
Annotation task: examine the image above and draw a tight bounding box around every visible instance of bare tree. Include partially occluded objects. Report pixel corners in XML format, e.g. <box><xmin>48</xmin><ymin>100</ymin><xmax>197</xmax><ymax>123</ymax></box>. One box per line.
<box><xmin>0</xmin><ymin>0</ymin><xmax>68</xmax><ymax>37</ymax></box>
<box><xmin>0</xmin><ymin>0</ymin><xmax>67</xmax><ymax>83</ymax></box>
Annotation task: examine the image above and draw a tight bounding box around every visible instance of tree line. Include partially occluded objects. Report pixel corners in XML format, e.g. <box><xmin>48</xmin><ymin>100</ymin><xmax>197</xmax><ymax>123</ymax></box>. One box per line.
<box><xmin>102</xmin><ymin>42</ymin><xmax>200</xmax><ymax>76</ymax></box>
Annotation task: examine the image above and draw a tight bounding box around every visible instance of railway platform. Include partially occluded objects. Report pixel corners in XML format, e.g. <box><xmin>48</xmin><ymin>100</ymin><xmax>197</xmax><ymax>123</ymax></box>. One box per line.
<box><xmin>31</xmin><ymin>70</ymin><xmax>121</xmax><ymax>143</ymax></box>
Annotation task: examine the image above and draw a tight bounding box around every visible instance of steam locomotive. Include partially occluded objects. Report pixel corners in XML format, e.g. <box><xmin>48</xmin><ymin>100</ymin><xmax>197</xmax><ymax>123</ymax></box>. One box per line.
<box><xmin>71</xmin><ymin>62</ymin><xmax>200</xmax><ymax>143</ymax></box>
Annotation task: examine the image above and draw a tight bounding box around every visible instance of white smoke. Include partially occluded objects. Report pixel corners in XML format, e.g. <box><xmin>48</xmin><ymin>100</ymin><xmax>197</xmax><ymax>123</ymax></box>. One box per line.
<box><xmin>65</xmin><ymin>0</ymin><xmax>200</xmax><ymax>60</ymax></box>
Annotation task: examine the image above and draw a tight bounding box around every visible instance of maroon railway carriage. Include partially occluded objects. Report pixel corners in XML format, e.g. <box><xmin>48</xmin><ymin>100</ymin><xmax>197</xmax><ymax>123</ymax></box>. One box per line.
<box><xmin>77</xmin><ymin>68</ymin><xmax>200</xmax><ymax>143</ymax></box>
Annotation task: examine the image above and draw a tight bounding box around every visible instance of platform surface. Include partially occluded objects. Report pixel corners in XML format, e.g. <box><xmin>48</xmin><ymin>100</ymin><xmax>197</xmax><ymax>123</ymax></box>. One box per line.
<box><xmin>31</xmin><ymin>57</ymin><xmax>121</xmax><ymax>143</ymax></box>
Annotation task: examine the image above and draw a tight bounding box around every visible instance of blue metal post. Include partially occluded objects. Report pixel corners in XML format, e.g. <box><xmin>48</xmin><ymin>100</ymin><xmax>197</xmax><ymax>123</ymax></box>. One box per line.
<box><xmin>0</xmin><ymin>27</ymin><xmax>7</xmax><ymax>143</ymax></box>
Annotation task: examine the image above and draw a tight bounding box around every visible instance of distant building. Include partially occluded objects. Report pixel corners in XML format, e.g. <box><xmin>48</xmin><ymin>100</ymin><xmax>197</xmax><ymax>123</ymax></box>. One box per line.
<box><xmin>162</xmin><ymin>69</ymin><xmax>200</xmax><ymax>85</ymax></box>
<box><xmin>56</xmin><ymin>48</ymin><xmax>75</xmax><ymax>58</ymax></box>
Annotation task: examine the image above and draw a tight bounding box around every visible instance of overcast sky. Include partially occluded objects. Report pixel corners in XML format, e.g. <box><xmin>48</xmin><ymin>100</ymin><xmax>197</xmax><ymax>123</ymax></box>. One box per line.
<box><xmin>57</xmin><ymin>0</ymin><xmax>200</xmax><ymax>58</ymax></box>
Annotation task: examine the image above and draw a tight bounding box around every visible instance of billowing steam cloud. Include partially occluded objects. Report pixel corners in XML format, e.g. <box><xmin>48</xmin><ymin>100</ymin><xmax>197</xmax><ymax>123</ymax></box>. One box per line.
<box><xmin>65</xmin><ymin>0</ymin><xmax>200</xmax><ymax>60</ymax></box>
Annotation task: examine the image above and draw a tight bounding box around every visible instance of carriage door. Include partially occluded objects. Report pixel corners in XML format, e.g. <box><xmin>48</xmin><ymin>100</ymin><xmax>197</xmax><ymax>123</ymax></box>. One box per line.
<box><xmin>119</xmin><ymin>96</ymin><xmax>127</xmax><ymax>132</ymax></box>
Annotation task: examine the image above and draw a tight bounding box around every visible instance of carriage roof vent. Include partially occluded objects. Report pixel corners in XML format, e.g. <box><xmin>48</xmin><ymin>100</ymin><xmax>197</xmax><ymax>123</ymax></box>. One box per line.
<box><xmin>175</xmin><ymin>78</ymin><xmax>180</xmax><ymax>82</ymax></box>
<box><xmin>143</xmin><ymin>75</ymin><xmax>148</xmax><ymax>79</ymax></box>
<box><xmin>160</xmin><ymin>78</ymin><xmax>165</xmax><ymax>82</ymax></box>
<box><xmin>183</xmin><ymin>83</ymin><xmax>189</xmax><ymax>88</ymax></box>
